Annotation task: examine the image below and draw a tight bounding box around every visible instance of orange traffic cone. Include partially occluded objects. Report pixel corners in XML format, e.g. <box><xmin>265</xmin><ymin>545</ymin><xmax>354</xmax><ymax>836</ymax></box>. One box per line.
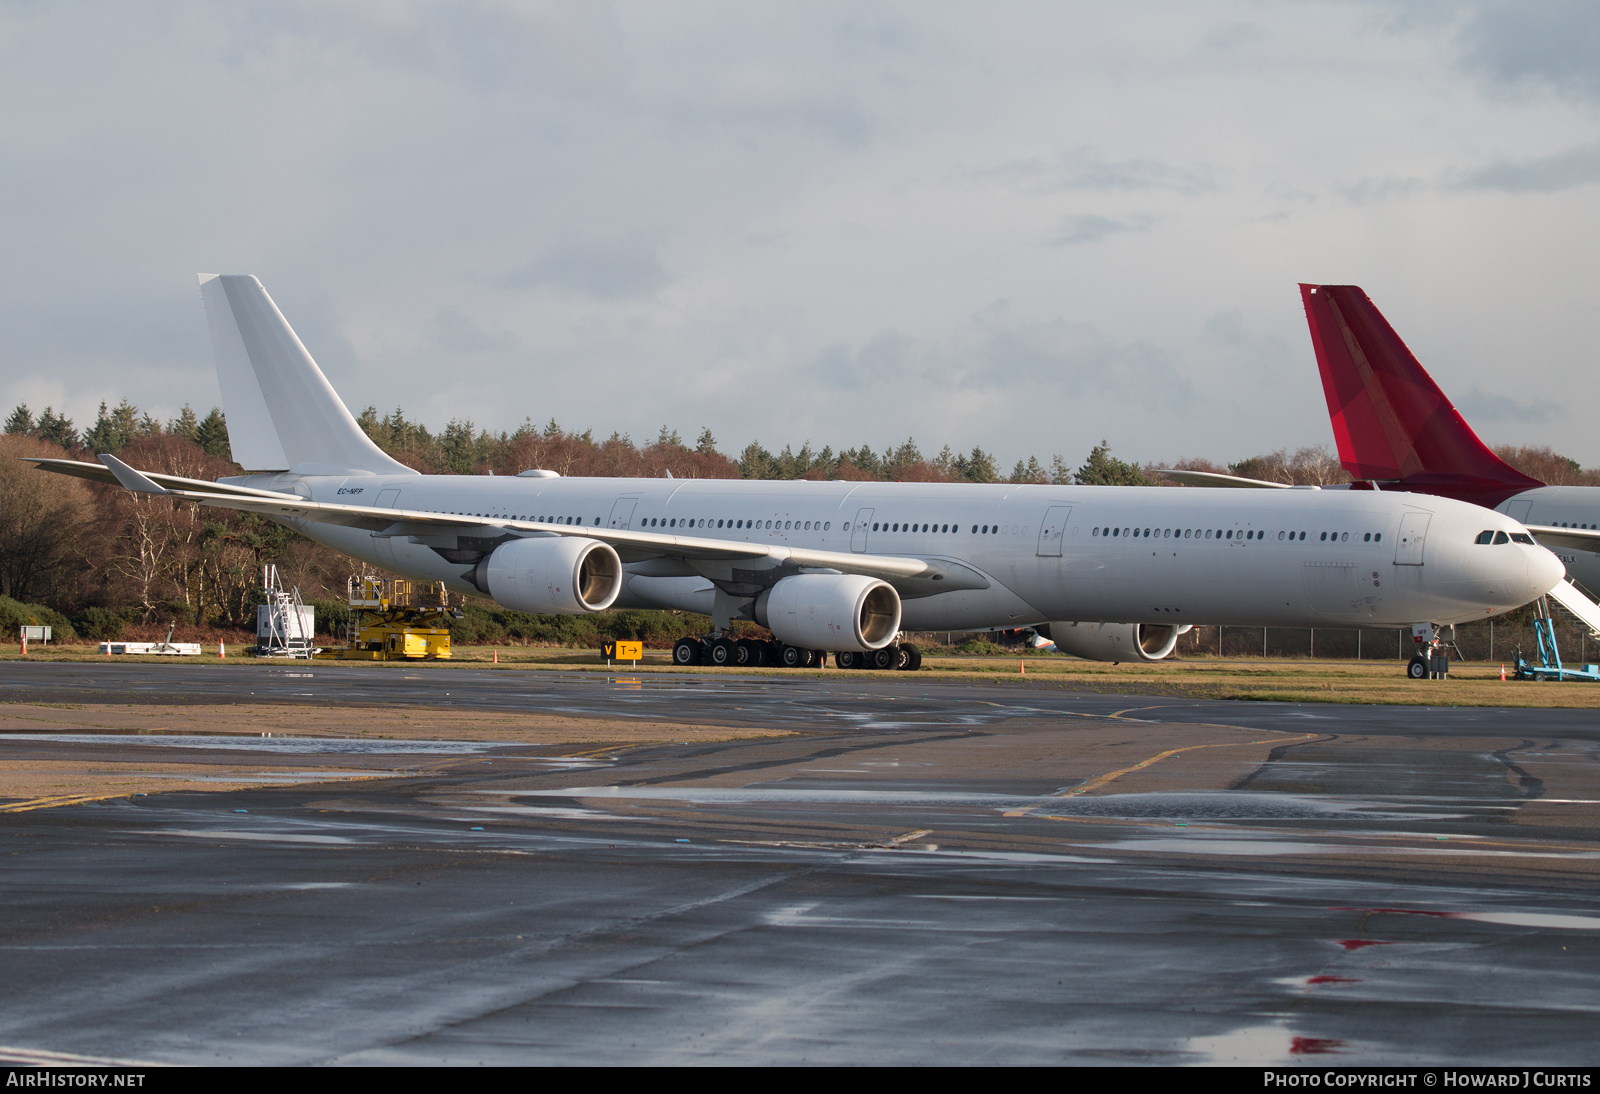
<box><xmin>218</xmin><ymin>641</ymin><xmax>225</xmax><ymax>659</ymax></box>
<box><xmin>493</xmin><ymin>649</ymin><xmax>498</xmax><ymax>664</ymax></box>
<box><xmin>1500</xmin><ymin>663</ymin><xmax>1506</xmax><ymax>681</ymax></box>
<box><xmin>1020</xmin><ymin>659</ymin><xmax>1025</xmax><ymax>675</ymax></box>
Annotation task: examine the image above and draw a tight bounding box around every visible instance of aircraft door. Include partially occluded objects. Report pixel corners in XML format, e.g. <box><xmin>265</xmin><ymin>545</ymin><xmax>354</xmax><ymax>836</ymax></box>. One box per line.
<box><xmin>608</xmin><ymin>497</ymin><xmax>639</xmax><ymax>529</ymax></box>
<box><xmin>852</xmin><ymin>508</ymin><xmax>874</xmax><ymax>553</ymax></box>
<box><xmin>1395</xmin><ymin>512</ymin><xmax>1431</xmax><ymax>565</ymax></box>
<box><xmin>1037</xmin><ymin>506</ymin><xmax>1072</xmax><ymax>557</ymax></box>
<box><xmin>371</xmin><ymin>488</ymin><xmax>403</xmax><ymax>567</ymax></box>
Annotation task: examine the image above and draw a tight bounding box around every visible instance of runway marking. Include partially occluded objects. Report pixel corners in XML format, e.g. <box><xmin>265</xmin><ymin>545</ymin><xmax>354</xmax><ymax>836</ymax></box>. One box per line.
<box><xmin>881</xmin><ymin>828</ymin><xmax>933</xmax><ymax>846</ymax></box>
<box><xmin>0</xmin><ymin>792</ymin><xmax>131</xmax><ymax>813</ymax></box>
<box><xmin>1002</xmin><ymin>733</ymin><xmax>1319</xmax><ymax>816</ymax></box>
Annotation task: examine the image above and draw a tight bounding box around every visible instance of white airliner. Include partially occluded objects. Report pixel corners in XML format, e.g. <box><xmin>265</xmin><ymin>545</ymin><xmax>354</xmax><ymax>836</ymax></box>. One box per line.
<box><xmin>27</xmin><ymin>275</ymin><xmax>1564</xmax><ymax>669</ymax></box>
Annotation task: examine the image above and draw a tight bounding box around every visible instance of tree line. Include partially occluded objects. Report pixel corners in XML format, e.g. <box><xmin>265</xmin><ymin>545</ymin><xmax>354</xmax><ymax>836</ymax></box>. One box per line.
<box><xmin>4</xmin><ymin>395</ymin><xmax>1595</xmax><ymax>643</ymax></box>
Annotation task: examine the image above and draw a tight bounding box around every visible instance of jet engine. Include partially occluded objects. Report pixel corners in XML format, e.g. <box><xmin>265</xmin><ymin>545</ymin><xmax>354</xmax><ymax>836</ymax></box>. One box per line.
<box><xmin>472</xmin><ymin>536</ymin><xmax>622</xmax><ymax>614</ymax></box>
<box><xmin>1043</xmin><ymin>621</ymin><xmax>1187</xmax><ymax>662</ymax></box>
<box><xmin>754</xmin><ymin>574</ymin><xmax>901</xmax><ymax>652</ymax></box>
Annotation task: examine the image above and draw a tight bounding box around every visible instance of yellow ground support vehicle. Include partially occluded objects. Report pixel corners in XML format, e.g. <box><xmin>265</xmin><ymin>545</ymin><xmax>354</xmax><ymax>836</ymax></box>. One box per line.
<box><xmin>316</xmin><ymin>577</ymin><xmax>459</xmax><ymax>661</ymax></box>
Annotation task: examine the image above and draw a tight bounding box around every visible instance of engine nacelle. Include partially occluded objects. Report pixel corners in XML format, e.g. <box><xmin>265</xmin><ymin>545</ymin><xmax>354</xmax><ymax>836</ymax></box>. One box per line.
<box><xmin>1044</xmin><ymin>621</ymin><xmax>1185</xmax><ymax>662</ymax></box>
<box><xmin>475</xmin><ymin>536</ymin><xmax>622</xmax><ymax>614</ymax></box>
<box><xmin>755</xmin><ymin>574</ymin><xmax>901</xmax><ymax>652</ymax></box>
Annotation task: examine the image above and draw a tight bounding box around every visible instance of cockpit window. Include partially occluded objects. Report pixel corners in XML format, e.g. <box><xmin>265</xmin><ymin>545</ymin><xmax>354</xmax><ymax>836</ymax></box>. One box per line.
<box><xmin>1493</xmin><ymin>531</ymin><xmax>1510</xmax><ymax>545</ymax></box>
<box><xmin>1475</xmin><ymin>530</ymin><xmax>1494</xmax><ymax>545</ymax></box>
<box><xmin>1511</xmin><ymin>532</ymin><xmax>1535</xmax><ymax>545</ymax></box>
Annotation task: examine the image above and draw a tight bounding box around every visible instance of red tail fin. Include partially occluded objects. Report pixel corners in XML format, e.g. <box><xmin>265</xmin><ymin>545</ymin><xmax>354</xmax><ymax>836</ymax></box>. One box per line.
<box><xmin>1299</xmin><ymin>284</ymin><xmax>1542</xmax><ymax>506</ymax></box>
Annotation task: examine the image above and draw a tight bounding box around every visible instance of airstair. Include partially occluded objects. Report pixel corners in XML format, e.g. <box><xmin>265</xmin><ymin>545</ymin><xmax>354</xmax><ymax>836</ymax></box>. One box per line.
<box><xmin>1547</xmin><ymin>578</ymin><xmax>1600</xmax><ymax>641</ymax></box>
<box><xmin>256</xmin><ymin>565</ymin><xmax>317</xmax><ymax>658</ymax></box>
<box><xmin>1513</xmin><ymin>582</ymin><xmax>1600</xmax><ymax>682</ymax></box>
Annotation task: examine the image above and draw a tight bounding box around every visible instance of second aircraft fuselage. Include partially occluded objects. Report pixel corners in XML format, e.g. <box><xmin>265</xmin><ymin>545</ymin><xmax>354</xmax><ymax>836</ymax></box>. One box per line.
<box><xmin>233</xmin><ymin>473</ymin><xmax>1563</xmax><ymax>631</ymax></box>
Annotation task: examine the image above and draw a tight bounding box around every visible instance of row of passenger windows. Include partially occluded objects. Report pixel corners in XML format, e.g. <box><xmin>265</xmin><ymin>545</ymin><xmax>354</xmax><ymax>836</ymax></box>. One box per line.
<box><xmin>869</xmin><ymin>522</ymin><xmax>1017</xmax><ymax>534</ymax></box>
<box><xmin>1092</xmin><ymin>526</ymin><xmax>1384</xmax><ymax>543</ymax></box>
<box><xmin>449</xmin><ymin>512</ymin><xmax>595</xmax><ymax>524</ymax></box>
<box><xmin>639</xmin><ymin>517</ymin><xmax>831</xmax><ymax>531</ymax></box>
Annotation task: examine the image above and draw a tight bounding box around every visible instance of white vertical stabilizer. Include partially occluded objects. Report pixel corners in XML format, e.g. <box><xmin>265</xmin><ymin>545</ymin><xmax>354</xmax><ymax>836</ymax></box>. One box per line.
<box><xmin>198</xmin><ymin>274</ymin><xmax>416</xmax><ymax>476</ymax></box>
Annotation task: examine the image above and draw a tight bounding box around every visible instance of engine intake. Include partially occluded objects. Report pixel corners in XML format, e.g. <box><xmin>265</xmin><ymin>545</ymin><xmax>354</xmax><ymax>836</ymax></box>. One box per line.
<box><xmin>473</xmin><ymin>536</ymin><xmax>622</xmax><ymax>614</ymax></box>
<box><xmin>755</xmin><ymin>574</ymin><xmax>901</xmax><ymax>652</ymax></box>
<box><xmin>1044</xmin><ymin>621</ymin><xmax>1184</xmax><ymax>662</ymax></box>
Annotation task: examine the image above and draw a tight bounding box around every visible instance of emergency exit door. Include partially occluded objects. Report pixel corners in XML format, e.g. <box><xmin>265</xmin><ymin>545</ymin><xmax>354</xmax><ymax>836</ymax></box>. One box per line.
<box><xmin>1037</xmin><ymin>506</ymin><xmax>1072</xmax><ymax>557</ymax></box>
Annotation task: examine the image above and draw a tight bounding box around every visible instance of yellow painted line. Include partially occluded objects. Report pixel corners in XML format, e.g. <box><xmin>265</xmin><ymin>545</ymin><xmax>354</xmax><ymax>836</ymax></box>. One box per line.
<box><xmin>883</xmin><ymin>828</ymin><xmax>933</xmax><ymax>846</ymax></box>
<box><xmin>0</xmin><ymin>792</ymin><xmax>133</xmax><ymax>814</ymax></box>
<box><xmin>1003</xmin><ymin>733</ymin><xmax>1319</xmax><ymax>816</ymax></box>
<box><xmin>1108</xmin><ymin>705</ymin><xmax>1166</xmax><ymax>720</ymax></box>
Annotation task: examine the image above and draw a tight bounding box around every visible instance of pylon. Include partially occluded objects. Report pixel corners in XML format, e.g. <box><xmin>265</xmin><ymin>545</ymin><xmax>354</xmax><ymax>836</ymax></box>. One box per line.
<box><xmin>1500</xmin><ymin>663</ymin><xmax>1506</xmax><ymax>681</ymax></box>
<box><xmin>218</xmin><ymin>641</ymin><xmax>225</xmax><ymax>659</ymax></box>
<box><xmin>493</xmin><ymin>649</ymin><xmax>499</xmax><ymax>664</ymax></box>
<box><xmin>1020</xmin><ymin>659</ymin><xmax>1025</xmax><ymax>675</ymax></box>
<box><xmin>20</xmin><ymin>635</ymin><xmax>26</xmax><ymax>656</ymax></box>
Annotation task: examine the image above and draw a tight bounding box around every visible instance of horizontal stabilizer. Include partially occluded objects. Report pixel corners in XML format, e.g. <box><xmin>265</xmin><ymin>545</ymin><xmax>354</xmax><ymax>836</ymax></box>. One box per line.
<box><xmin>198</xmin><ymin>274</ymin><xmax>416</xmax><ymax>476</ymax></box>
<box><xmin>22</xmin><ymin>457</ymin><xmax>304</xmax><ymax>500</ymax></box>
<box><xmin>1299</xmin><ymin>284</ymin><xmax>1541</xmax><ymax>507</ymax></box>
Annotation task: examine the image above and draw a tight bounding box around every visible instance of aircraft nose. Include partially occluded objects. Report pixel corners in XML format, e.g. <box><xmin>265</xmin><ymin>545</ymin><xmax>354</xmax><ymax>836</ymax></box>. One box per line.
<box><xmin>1528</xmin><ymin>544</ymin><xmax>1566</xmax><ymax>599</ymax></box>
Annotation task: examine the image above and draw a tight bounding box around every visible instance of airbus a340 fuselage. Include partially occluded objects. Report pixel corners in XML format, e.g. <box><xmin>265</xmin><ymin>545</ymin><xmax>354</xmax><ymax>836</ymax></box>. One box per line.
<box><xmin>226</xmin><ymin>466</ymin><xmax>1558</xmax><ymax>634</ymax></box>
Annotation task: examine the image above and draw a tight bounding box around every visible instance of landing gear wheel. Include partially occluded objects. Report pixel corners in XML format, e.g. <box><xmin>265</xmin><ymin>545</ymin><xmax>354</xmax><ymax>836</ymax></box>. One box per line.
<box><xmin>806</xmin><ymin>649</ymin><xmax>823</xmax><ymax>668</ymax></box>
<box><xmin>709</xmin><ymin>638</ymin><xmax>735</xmax><ymax>666</ymax></box>
<box><xmin>733</xmin><ymin>640</ymin><xmax>756</xmax><ymax>667</ymax></box>
<box><xmin>894</xmin><ymin>645</ymin><xmax>912</xmax><ymax>671</ymax></box>
<box><xmin>834</xmin><ymin>650</ymin><xmax>859</xmax><ymax>670</ymax></box>
<box><xmin>1406</xmin><ymin>655</ymin><xmax>1427</xmax><ymax>679</ymax></box>
<box><xmin>673</xmin><ymin>637</ymin><xmax>702</xmax><ymax>666</ymax></box>
<box><xmin>869</xmin><ymin>647</ymin><xmax>897</xmax><ymax>670</ymax></box>
<box><xmin>898</xmin><ymin>643</ymin><xmax>921</xmax><ymax>671</ymax></box>
<box><xmin>780</xmin><ymin>644</ymin><xmax>806</xmax><ymax>668</ymax></box>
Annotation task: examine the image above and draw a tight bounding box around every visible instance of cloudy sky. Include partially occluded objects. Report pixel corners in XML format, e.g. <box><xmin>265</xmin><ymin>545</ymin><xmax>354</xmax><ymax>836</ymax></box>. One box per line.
<box><xmin>3</xmin><ymin>1</ymin><xmax>1598</xmax><ymax>469</ymax></box>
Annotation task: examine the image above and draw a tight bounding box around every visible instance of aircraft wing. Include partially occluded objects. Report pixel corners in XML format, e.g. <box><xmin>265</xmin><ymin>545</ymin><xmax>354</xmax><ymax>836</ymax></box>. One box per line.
<box><xmin>1153</xmin><ymin>469</ymin><xmax>1295</xmax><ymax>489</ymax></box>
<box><xmin>1526</xmin><ymin>525</ymin><xmax>1600</xmax><ymax>554</ymax></box>
<box><xmin>34</xmin><ymin>455</ymin><xmax>989</xmax><ymax>594</ymax></box>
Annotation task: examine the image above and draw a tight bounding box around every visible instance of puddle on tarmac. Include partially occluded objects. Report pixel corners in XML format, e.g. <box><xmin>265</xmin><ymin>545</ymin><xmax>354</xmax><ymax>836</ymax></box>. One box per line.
<box><xmin>1186</xmin><ymin>1022</ymin><xmax>1347</xmax><ymax>1064</ymax></box>
<box><xmin>1035</xmin><ymin>791</ymin><xmax>1470</xmax><ymax>822</ymax></box>
<box><xmin>1457</xmin><ymin>911</ymin><xmax>1600</xmax><ymax>930</ymax></box>
<box><xmin>500</xmin><ymin>786</ymin><xmax>1040</xmax><ymax>807</ymax></box>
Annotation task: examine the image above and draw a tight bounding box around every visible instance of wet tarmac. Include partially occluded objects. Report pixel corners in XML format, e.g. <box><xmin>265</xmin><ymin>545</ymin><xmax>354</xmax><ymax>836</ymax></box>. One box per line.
<box><xmin>1</xmin><ymin>662</ymin><xmax>1598</xmax><ymax>1064</ymax></box>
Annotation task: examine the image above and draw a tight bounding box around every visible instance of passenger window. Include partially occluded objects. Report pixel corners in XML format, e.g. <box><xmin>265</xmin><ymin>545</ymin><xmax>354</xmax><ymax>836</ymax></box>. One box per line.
<box><xmin>1320</xmin><ymin>532</ymin><xmax>1327</xmax><ymax>541</ymax></box>
<box><xmin>1374</xmin><ymin>533</ymin><xmax>1381</xmax><ymax>542</ymax></box>
<box><xmin>1341</xmin><ymin>532</ymin><xmax>1348</xmax><ymax>542</ymax></box>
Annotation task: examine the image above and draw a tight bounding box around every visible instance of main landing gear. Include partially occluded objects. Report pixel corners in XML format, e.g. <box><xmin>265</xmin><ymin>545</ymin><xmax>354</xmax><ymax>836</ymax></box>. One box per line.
<box><xmin>672</xmin><ymin>635</ymin><xmax>922</xmax><ymax>671</ymax></box>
